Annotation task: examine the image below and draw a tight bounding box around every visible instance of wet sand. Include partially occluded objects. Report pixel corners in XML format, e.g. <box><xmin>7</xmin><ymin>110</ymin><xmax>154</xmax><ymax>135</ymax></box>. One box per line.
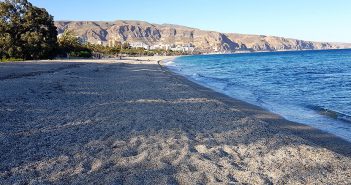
<box><xmin>0</xmin><ymin>57</ymin><xmax>350</xmax><ymax>184</ymax></box>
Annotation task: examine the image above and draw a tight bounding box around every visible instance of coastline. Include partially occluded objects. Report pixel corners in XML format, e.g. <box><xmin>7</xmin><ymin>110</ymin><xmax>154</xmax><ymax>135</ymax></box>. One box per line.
<box><xmin>159</xmin><ymin>58</ymin><xmax>351</xmax><ymax>155</ymax></box>
<box><xmin>1</xmin><ymin>57</ymin><xmax>350</xmax><ymax>184</ymax></box>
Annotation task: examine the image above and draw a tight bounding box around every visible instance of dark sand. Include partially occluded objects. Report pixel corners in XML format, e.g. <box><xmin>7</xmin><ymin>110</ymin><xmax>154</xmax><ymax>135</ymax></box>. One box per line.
<box><xmin>0</xmin><ymin>57</ymin><xmax>350</xmax><ymax>184</ymax></box>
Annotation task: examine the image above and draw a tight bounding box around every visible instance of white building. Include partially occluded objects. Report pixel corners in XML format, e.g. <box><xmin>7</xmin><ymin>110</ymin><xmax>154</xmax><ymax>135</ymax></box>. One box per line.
<box><xmin>150</xmin><ymin>44</ymin><xmax>172</xmax><ymax>50</ymax></box>
<box><xmin>149</xmin><ymin>43</ymin><xmax>195</xmax><ymax>53</ymax></box>
<box><xmin>170</xmin><ymin>44</ymin><xmax>195</xmax><ymax>53</ymax></box>
<box><xmin>130</xmin><ymin>42</ymin><xmax>150</xmax><ymax>50</ymax></box>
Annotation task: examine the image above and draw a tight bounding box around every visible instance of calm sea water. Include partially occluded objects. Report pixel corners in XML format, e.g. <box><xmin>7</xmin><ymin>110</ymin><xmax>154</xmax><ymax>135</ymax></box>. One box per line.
<box><xmin>166</xmin><ymin>49</ymin><xmax>351</xmax><ymax>142</ymax></box>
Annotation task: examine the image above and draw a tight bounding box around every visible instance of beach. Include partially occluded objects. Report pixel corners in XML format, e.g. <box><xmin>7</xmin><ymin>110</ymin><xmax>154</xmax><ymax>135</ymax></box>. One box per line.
<box><xmin>0</xmin><ymin>56</ymin><xmax>350</xmax><ymax>184</ymax></box>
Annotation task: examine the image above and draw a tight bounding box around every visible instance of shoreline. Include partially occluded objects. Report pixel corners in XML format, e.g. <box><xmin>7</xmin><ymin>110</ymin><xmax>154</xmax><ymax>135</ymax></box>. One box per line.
<box><xmin>1</xmin><ymin>57</ymin><xmax>350</xmax><ymax>184</ymax></box>
<box><xmin>159</xmin><ymin>58</ymin><xmax>351</xmax><ymax>155</ymax></box>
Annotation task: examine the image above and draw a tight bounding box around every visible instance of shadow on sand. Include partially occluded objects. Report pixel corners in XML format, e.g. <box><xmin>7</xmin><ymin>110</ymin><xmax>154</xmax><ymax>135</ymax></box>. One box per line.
<box><xmin>0</xmin><ymin>61</ymin><xmax>350</xmax><ymax>184</ymax></box>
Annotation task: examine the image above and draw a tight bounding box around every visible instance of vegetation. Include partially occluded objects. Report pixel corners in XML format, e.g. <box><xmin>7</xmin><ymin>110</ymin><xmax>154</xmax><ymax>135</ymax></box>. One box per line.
<box><xmin>0</xmin><ymin>0</ymin><xmax>186</xmax><ymax>61</ymax></box>
<box><xmin>86</xmin><ymin>43</ymin><xmax>120</xmax><ymax>57</ymax></box>
<box><xmin>0</xmin><ymin>0</ymin><xmax>58</xmax><ymax>60</ymax></box>
<box><xmin>0</xmin><ymin>57</ymin><xmax>23</xmax><ymax>62</ymax></box>
<box><xmin>57</xmin><ymin>30</ymin><xmax>92</xmax><ymax>58</ymax></box>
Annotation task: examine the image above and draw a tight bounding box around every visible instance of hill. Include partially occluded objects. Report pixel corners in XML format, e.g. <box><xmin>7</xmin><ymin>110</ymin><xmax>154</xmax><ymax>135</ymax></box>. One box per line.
<box><xmin>55</xmin><ymin>20</ymin><xmax>351</xmax><ymax>53</ymax></box>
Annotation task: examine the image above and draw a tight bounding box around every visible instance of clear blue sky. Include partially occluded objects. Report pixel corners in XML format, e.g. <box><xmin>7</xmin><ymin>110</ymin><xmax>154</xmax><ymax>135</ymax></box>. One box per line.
<box><xmin>30</xmin><ymin>0</ymin><xmax>351</xmax><ymax>43</ymax></box>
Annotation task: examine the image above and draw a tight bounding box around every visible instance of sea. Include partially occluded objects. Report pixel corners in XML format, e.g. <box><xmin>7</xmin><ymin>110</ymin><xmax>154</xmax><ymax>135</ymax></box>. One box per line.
<box><xmin>165</xmin><ymin>49</ymin><xmax>351</xmax><ymax>142</ymax></box>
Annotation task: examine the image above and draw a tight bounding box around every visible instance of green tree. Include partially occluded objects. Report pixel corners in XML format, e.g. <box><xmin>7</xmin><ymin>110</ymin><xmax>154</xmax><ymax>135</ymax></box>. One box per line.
<box><xmin>21</xmin><ymin>3</ymin><xmax>58</xmax><ymax>59</ymax></box>
<box><xmin>0</xmin><ymin>0</ymin><xmax>58</xmax><ymax>60</ymax></box>
<box><xmin>57</xmin><ymin>30</ymin><xmax>92</xmax><ymax>58</ymax></box>
<box><xmin>58</xmin><ymin>30</ymin><xmax>81</xmax><ymax>53</ymax></box>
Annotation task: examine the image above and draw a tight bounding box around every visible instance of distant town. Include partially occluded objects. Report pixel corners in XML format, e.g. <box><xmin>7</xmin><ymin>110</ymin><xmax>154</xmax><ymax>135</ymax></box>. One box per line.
<box><xmin>58</xmin><ymin>33</ymin><xmax>197</xmax><ymax>55</ymax></box>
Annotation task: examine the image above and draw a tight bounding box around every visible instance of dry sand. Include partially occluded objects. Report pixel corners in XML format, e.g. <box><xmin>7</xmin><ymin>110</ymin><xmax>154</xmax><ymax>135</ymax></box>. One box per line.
<box><xmin>0</xmin><ymin>56</ymin><xmax>350</xmax><ymax>184</ymax></box>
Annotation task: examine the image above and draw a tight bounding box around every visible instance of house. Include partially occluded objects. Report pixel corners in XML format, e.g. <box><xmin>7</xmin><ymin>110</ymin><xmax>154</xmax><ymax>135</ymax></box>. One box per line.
<box><xmin>170</xmin><ymin>44</ymin><xmax>195</xmax><ymax>53</ymax></box>
<box><xmin>150</xmin><ymin>44</ymin><xmax>172</xmax><ymax>50</ymax></box>
<box><xmin>130</xmin><ymin>42</ymin><xmax>150</xmax><ymax>50</ymax></box>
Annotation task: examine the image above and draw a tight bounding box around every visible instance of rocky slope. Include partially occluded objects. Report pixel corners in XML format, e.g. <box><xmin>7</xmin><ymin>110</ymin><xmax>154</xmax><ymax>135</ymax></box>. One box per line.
<box><xmin>55</xmin><ymin>20</ymin><xmax>351</xmax><ymax>53</ymax></box>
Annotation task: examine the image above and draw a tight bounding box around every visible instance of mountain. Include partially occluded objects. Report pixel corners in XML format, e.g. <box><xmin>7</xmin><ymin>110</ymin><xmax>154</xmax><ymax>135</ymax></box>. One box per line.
<box><xmin>55</xmin><ymin>20</ymin><xmax>351</xmax><ymax>53</ymax></box>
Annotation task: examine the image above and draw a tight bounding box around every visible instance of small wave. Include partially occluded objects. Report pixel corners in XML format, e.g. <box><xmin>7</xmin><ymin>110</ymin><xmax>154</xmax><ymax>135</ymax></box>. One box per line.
<box><xmin>201</xmin><ymin>75</ymin><xmax>229</xmax><ymax>83</ymax></box>
<box><xmin>164</xmin><ymin>60</ymin><xmax>174</xmax><ymax>65</ymax></box>
<box><xmin>189</xmin><ymin>73</ymin><xmax>230</xmax><ymax>83</ymax></box>
<box><xmin>306</xmin><ymin>105</ymin><xmax>351</xmax><ymax>123</ymax></box>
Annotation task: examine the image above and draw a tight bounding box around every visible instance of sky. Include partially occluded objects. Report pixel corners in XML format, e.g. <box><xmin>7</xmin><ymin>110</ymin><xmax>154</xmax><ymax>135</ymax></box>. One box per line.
<box><xmin>30</xmin><ymin>0</ymin><xmax>351</xmax><ymax>43</ymax></box>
